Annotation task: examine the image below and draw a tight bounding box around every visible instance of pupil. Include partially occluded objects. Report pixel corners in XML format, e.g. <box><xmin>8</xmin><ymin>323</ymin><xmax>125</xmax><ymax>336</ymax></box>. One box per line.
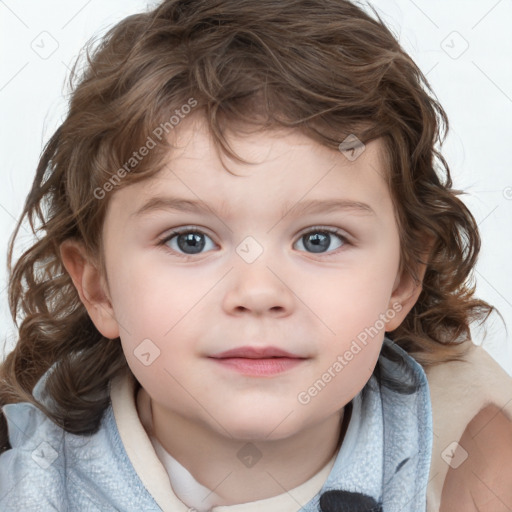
<box><xmin>306</xmin><ymin>232</ymin><xmax>329</xmax><ymax>253</ymax></box>
<box><xmin>178</xmin><ymin>233</ymin><xmax>205</xmax><ymax>254</ymax></box>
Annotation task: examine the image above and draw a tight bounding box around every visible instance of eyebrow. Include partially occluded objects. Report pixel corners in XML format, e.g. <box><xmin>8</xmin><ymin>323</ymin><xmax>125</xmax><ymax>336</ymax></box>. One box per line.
<box><xmin>131</xmin><ymin>196</ymin><xmax>376</xmax><ymax>219</ymax></box>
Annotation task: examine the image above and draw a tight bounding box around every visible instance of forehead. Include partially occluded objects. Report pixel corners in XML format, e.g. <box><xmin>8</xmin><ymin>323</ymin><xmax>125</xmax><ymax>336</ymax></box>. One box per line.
<box><xmin>105</xmin><ymin>114</ymin><xmax>392</xmax><ymax>225</ymax></box>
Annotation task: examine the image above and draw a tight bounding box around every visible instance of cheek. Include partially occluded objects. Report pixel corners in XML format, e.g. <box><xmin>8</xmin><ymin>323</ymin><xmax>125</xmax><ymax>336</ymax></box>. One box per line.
<box><xmin>107</xmin><ymin>259</ymin><xmax>178</xmax><ymax>332</ymax></box>
<box><xmin>106</xmin><ymin>259</ymin><xmax>199</xmax><ymax>363</ymax></box>
<box><xmin>306</xmin><ymin>258</ymin><xmax>396</xmax><ymax>394</ymax></box>
<box><xmin>309</xmin><ymin>266</ymin><xmax>397</xmax><ymax>340</ymax></box>
<box><xmin>299</xmin><ymin>334</ymin><xmax>382</xmax><ymax>417</ymax></box>
<box><xmin>298</xmin><ymin>363</ymin><xmax>374</xmax><ymax>423</ymax></box>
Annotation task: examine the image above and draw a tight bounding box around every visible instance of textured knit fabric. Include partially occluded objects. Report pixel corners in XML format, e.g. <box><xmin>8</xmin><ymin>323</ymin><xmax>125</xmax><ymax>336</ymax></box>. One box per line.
<box><xmin>0</xmin><ymin>336</ymin><xmax>432</xmax><ymax>511</ymax></box>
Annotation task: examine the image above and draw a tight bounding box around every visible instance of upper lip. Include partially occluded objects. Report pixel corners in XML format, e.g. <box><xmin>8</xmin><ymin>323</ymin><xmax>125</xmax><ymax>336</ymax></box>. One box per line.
<box><xmin>209</xmin><ymin>346</ymin><xmax>306</xmax><ymax>359</ymax></box>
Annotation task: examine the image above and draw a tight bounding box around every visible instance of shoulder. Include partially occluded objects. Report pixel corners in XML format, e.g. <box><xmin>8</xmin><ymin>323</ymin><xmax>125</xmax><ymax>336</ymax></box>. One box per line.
<box><xmin>1</xmin><ymin>398</ymin><xmax>162</xmax><ymax>512</ymax></box>
<box><xmin>440</xmin><ymin>403</ymin><xmax>512</xmax><ymax>511</ymax></box>
<box><xmin>426</xmin><ymin>341</ymin><xmax>512</xmax><ymax>417</ymax></box>
<box><xmin>424</xmin><ymin>342</ymin><xmax>512</xmax><ymax>512</ymax></box>
<box><xmin>0</xmin><ymin>402</ymin><xmax>66</xmax><ymax>510</ymax></box>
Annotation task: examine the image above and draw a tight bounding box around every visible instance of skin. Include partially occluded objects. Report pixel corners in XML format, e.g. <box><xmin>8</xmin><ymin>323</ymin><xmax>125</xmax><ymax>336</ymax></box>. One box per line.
<box><xmin>440</xmin><ymin>404</ymin><xmax>512</xmax><ymax>511</ymax></box>
<box><xmin>61</xmin><ymin>113</ymin><xmax>427</xmax><ymax>505</ymax></box>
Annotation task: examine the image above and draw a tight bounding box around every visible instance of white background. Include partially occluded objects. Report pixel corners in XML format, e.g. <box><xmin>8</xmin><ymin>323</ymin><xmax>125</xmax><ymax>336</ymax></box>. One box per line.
<box><xmin>0</xmin><ymin>0</ymin><xmax>511</xmax><ymax>372</ymax></box>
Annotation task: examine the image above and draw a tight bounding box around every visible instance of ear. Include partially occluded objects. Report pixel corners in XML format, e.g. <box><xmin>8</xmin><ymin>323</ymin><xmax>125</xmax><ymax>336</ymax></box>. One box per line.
<box><xmin>59</xmin><ymin>239</ymin><xmax>120</xmax><ymax>339</ymax></box>
<box><xmin>385</xmin><ymin>243</ymin><xmax>432</xmax><ymax>333</ymax></box>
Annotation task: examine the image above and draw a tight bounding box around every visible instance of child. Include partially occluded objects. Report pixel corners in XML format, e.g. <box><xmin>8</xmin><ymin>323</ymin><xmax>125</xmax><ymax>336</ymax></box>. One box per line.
<box><xmin>1</xmin><ymin>0</ymin><xmax>511</xmax><ymax>511</ymax></box>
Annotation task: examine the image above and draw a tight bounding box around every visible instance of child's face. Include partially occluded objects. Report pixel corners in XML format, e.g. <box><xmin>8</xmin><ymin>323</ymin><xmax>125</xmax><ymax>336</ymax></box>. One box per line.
<box><xmin>93</xmin><ymin>114</ymin><xmax>417</xmax><ymax>440</ymax></box>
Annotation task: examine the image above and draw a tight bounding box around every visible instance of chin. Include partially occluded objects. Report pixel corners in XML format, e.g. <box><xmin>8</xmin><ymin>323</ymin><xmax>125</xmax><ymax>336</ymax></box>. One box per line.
<box><xmin>218</xmin><ymin>408</ymin><xmax>302</xmax><ymax>441</ymax></box>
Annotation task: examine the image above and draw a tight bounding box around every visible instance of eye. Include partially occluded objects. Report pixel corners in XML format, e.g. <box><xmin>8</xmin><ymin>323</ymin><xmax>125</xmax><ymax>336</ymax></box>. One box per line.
<box><xmin>158</xmin><ymin>226</ymin><xmax>350</xmax><ymax>258</ymax></box>
<box><xmin>158</xmin><ymin>228</ymin><xmax>216</xmax><ymax>257</ymax></box>
<box><xmin>294</xmin><ymin>227</ymin><xmax>349</xmax><ymax>255</ymax></box>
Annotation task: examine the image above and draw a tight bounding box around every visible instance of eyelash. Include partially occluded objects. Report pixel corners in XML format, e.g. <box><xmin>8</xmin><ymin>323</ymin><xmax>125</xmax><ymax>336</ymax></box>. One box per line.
<box><xmin>157</xmin><ymin>225</ymin><xmax>351</xmax><ymax>259</ymax></box>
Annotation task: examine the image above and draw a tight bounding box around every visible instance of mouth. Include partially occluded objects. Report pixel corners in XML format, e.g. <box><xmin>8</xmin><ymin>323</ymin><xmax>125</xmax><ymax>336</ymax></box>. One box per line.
<box><xmin>208</xmin><ymin>346</ymin><xmax>308</xmax><ymax>377</ymax></box>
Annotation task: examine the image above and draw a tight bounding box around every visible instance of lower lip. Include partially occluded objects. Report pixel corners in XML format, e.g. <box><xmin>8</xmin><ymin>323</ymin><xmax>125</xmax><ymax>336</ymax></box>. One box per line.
<box><xmin>211</xmin><ymin>357</ymin><xmax>304</xmax><ymax>376</ymax></box>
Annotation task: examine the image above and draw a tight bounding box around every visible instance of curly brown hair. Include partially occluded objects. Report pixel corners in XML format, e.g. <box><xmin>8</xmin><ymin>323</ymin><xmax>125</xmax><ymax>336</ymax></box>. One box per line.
<box><xmin>0</xmin><ymin>0</ymin><xmax>501</xmax><ymax>455</ymax></box>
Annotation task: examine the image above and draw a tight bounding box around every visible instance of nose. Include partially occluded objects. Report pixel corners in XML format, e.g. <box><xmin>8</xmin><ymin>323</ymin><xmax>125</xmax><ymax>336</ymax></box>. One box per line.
<box><xmin>222</xmin><ymin>257</ymin><xmax>295</xmax><ymax>317</ymax></box>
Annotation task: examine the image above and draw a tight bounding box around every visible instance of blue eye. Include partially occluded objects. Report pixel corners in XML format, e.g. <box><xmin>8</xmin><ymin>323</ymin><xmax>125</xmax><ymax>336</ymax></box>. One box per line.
<box><xmin>159</xmin><ymin>229</ymin><xmax>216</xmax><ymax>256</ymax></box>
<box><xmin>294</xmin><ymin>227</ymin><xmax>348</xmax><ymax>255</ymax></box>
<box><xmin>158</xmin><ymin>226</ymin><xmax>349</xmax><ymax>257</ymax></box>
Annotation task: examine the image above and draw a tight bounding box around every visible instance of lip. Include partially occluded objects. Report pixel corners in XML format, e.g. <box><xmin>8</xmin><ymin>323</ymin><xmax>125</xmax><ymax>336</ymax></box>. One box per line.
<box><xmin>210</xmin><ymin>346</ymin><xmax>303</xmax><ymax>359</ymax></box>
<box><xmin>209</xmin><ymin>346</ymin><xmax>308</xmax><ymax>377</ymax></box>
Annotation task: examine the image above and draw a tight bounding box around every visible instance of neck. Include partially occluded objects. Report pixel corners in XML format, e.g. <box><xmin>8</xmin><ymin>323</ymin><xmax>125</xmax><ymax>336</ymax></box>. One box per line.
<box><xmin>145</xmin><ymin>391</ymin><xmax>347</xmax><ymax>506</ymax></box>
